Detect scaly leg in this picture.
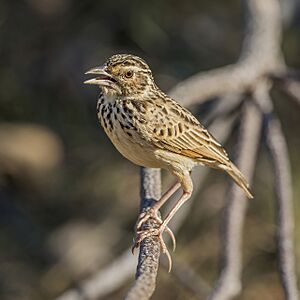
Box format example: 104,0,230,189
134,191,192,271
133,181,181,253
135,181,181,230
134,171,193,271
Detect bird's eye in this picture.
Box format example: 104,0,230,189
125,70,133,78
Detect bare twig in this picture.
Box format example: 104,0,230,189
169,0,284,107
272,70,300,106
208,98,263,300
168,257,211,299
56,251,136,300
266,116,299,300
280,80,300,105
207,0,290,298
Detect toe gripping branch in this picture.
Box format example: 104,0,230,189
132,207,176,272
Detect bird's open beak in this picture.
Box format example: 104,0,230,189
84,66,116,85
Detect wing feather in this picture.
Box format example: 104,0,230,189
142,99,230,165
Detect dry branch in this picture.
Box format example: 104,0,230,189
125,168,162,300
272,70,300,106
266,116,299,300
168,257,211,299
169,0,284,107
208,99,262,300
56,251,136,300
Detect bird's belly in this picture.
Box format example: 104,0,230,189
107,127,161,168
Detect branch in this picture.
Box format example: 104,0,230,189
125,168,161,300
168,257,211,298
208,97,263,300
169,0,284,107
207,0,286,297
272,70,300,106
55,251,136,300
266,116,299,300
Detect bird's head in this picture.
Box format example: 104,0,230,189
84,54,154,97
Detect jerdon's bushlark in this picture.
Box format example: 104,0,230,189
85,54,253,269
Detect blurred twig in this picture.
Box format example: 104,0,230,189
207,0,298,298
272,70,300,106
56,251,136,300
169,0,284,106
266,116,299,300
168,257,211,299
208,98,262,300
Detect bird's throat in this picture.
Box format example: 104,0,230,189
101,87,119,103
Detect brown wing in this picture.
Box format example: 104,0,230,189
130,97,252,198
144,99,230,165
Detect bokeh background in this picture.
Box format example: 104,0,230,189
0,0,299,299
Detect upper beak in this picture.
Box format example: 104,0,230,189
84,66,115,85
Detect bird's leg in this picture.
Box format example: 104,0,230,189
134,190,192,271
158,190,192,237
133,181,181,254
135,181,181,231
134,171,193,271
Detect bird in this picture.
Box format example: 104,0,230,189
84,54,253,270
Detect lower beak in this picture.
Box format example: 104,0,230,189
84,66,115,85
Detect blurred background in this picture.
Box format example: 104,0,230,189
0,0,299,299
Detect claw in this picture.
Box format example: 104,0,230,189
132,226,174,272
164,227,176,252
161,241,173,273
132,209,176,272
131,242,136,255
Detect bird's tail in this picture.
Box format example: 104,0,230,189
220,162,253,199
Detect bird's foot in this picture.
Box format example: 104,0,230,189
134,207,161,231
133,208,176,251
132,220,176,272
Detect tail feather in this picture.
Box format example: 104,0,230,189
220,162,253,199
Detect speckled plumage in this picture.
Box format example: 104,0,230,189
85,54,253,269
